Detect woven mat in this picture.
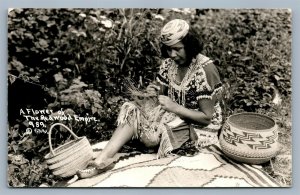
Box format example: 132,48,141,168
67,141,280,187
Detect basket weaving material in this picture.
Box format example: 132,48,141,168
52,151,93,177
47,140,92,169
219,112,278,164
45,123,93,178
45,137,91,164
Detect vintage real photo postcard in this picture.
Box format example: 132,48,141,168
7,8,291,187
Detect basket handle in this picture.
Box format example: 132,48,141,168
48,123,79,156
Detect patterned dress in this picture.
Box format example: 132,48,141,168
117,53,223,158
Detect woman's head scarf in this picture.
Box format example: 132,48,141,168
160,19,190,46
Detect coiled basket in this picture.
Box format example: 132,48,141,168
219,112,279,164
44,123,93,178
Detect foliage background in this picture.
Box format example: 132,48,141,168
7,8,292,187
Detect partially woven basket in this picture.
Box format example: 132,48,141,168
219,112,279,164
44,123,93,178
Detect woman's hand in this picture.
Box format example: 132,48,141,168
158,95,179,113
146,84,160,96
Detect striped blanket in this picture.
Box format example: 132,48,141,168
67,141,280,187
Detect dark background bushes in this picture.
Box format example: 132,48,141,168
7,8,291,187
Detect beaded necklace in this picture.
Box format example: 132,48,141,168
167,54,212,106
168,58,196,106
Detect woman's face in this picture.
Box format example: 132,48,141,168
166,41,187,65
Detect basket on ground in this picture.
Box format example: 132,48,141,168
44,123,93,178
219,112,279,164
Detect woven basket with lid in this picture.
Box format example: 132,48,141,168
44,123,93,178
219,112,279,164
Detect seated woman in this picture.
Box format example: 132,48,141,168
78,19,223,178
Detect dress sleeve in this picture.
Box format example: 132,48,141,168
156,58,172,86
195,62,223,100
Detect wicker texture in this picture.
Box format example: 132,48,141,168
44,123,93,178
219,112,278,164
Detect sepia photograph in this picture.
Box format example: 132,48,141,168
7,8,292,187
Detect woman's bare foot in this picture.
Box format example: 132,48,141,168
88,157,115,169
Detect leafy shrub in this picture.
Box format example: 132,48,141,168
194,9,291,113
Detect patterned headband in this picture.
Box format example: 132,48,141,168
160,19,190,46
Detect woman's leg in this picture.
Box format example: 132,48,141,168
77,123,135,178
93,123,135,165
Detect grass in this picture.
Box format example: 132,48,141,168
262,100,292,186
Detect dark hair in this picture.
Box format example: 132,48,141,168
160,27,203,65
